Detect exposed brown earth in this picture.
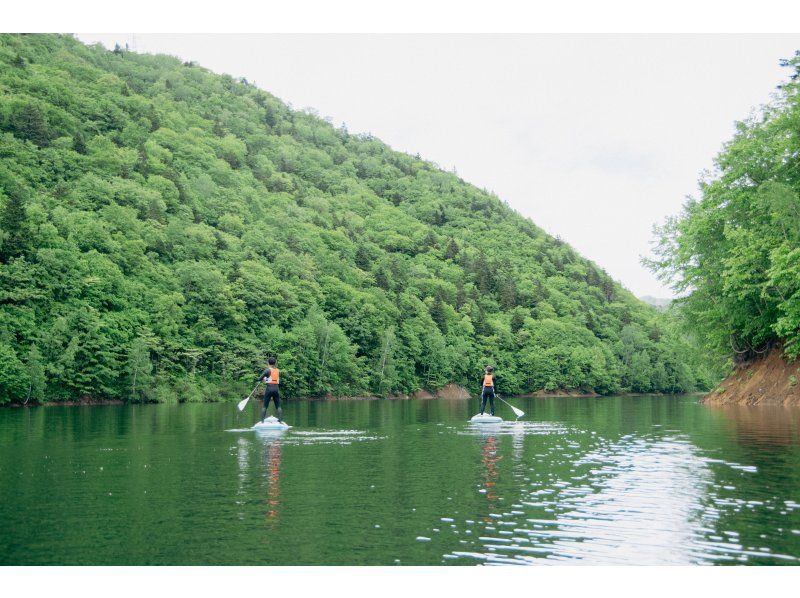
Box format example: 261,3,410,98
702,347,800,406
431,384,471,400
389,384,471,400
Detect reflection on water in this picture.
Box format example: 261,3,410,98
236,432,286,527
481,436,501,515
263,436,282,526
287,429,386,445
439,422,800,565
1,396,800,565
713,406,800,447
461,420,572,437
449,436,713,565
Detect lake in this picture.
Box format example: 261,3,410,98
1,395,799,565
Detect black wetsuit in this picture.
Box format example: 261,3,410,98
259,367,282,422
480,374,496,416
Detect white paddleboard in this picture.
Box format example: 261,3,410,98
253,416,291,431
470,413,503,424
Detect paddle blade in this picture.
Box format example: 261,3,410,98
499,396,524,419
237,396,250,412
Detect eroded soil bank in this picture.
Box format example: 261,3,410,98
703,347,800,406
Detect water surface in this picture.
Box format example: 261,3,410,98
1,396,799,565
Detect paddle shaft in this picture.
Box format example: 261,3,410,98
497,395,524,418
238,382,262,411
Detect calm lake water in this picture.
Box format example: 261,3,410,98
1,395,799,565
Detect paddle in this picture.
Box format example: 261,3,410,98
237,383,261,412
497,395,524,419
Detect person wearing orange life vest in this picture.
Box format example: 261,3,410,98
258,357,282,423
479,366,496,416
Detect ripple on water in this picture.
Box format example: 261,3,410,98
457,421,574,437
282,430,385,445
434,433,799,566
226,428,385,445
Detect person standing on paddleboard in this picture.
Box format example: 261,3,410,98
480,366,496,416
259,357,282,423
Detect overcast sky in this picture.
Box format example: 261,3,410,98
78,34,800,298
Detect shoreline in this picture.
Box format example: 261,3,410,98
4,389,704,408
702,346,799,406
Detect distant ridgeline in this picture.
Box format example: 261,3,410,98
649,50,800,367
639,296,672,311
0,34,713,404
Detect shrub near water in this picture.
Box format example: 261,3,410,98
0,34,710,404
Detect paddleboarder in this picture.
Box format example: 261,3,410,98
480,366,496,416
259,357,282,423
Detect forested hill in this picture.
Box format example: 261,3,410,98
0,34,709,404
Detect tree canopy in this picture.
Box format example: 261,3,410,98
0,34,710,404
649,51,800,362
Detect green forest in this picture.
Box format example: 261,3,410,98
649,51,800,363
0,34,713,405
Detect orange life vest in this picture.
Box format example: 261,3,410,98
483,373,494,387
266,368,280,385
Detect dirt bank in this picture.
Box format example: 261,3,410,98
702,347,800,406
387,384,471,400
432,383,471,400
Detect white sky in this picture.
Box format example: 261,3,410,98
77,34,800,298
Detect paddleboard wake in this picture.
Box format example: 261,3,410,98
470,413,503,424
253,416,291,431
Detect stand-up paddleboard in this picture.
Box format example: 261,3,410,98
470,413,503,424
253,416,291,431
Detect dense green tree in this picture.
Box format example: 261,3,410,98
72,130,87,154
0,184,29,262
25,344,45,403
372,326,398,394
0,34,709,404
0,343,27,404
649,51,800,360
127,336,154,402
7,103,50,147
